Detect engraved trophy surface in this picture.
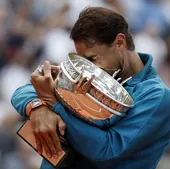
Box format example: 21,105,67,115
55,53,134,125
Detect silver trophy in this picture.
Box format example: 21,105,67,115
58,53,134,117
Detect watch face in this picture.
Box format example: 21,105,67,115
32,99,41,107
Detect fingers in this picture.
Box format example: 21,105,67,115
49,129,62,154
73,77,86,91
35,65,44,75
77,77,86,88
43,61,52,77
38,133,52,158
42,62,60,81
31,63,59,82
51,65,60,80
34,134,42,154
34,130,60,159
51,65,60,71
32,123,62,158
82,75,94,91
42,132,58,158
33,129,51,158
30,107,64,159
74,75,94,94
30,69,42,83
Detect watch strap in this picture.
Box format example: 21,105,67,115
26,98,47,117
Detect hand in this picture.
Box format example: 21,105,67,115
30,105,66,158
73,75,95,94
30,61,59,107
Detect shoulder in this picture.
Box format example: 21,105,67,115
123,78,166,120
128,76,169,116
133,76,165,102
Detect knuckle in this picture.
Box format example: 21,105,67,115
31,120,39,128
33,129,40,134
40,127,49,134
30,73,36,79
44,75,51,80
31,118,38,124
49,128,56,133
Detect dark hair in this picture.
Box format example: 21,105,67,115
70,7,135,51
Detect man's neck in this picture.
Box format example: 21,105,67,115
119,51,144,80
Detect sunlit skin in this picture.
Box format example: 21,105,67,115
75,33,144,81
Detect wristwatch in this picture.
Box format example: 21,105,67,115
26,98,47,117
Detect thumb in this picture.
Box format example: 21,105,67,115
57,116,66,136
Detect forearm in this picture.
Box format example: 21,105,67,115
52,103,115,161
11,83,111,160
51,87,167,162
11,83,38,116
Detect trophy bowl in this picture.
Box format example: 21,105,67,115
55,53,134,125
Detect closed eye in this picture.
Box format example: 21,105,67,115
87,55,97,62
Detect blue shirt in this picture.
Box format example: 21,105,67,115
11,53,170,169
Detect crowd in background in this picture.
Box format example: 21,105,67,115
0,0,170,168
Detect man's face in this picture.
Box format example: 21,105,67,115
74,41,121,75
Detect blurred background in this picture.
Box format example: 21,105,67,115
0,0,170,168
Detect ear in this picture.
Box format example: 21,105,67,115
113,33,127,51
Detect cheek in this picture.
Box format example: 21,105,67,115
96,56,118,70
94,56,109,67
98,55,110,65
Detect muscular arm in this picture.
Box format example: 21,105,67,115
52,85,166,161
11,83,168,161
